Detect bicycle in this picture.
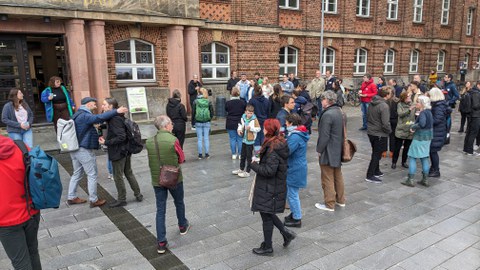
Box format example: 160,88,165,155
345,86,361,107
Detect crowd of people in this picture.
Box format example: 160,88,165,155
1,69,480,268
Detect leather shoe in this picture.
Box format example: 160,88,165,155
401,162,409,169
281,228,296,247
67,197,87,205
428,170,440,178
391,163,396,169
252,242,273,256
284,218,302,228
109,200,127,208
90,199,106,208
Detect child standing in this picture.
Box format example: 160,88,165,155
232,105,261,178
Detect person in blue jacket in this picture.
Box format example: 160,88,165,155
283,113,309,228
40,76,75,132
248,85,270,160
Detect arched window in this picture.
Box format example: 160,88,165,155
114,39,155,81
201,43,230,80
409,50,420,73
437,50,446,72
321,47,335,75
353,48,368,74
279,46,298,76
384,49,395,74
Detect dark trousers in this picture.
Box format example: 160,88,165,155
112,155,141,202
388,122,397,152
0,214,42,270
459,112,468,131
366,135,388,178
240,143,254,172
429,151,440,172
190,97,196,127
172,122,186,148
392,137,412,165
464,117,480,154
259,212,286,248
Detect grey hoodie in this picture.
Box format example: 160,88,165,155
367,95,391,137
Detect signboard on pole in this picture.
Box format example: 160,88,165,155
126,87,149,120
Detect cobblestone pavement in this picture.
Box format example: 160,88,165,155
1,106,480,269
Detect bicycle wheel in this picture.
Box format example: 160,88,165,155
353,93,360,107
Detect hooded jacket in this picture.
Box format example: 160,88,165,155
367,95,391,137
360,78,377,103
238,113,261,144
250,141,289,214
166,98,187,125
0,136,39,227
286,126,310,188
248,95,270,123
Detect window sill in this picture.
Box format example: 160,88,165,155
202,79,229,85
279,7,301,11
386,19,400,23
356,15,372,20
412,21,425,25
117,81,158,87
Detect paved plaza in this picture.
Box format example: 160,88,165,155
1,107,479,270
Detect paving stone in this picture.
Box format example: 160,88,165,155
201,261,234,270
427,217,472,237
435,231,480,255
397,246,452,270
294,263,320,270
309,243,372,270
111,258,155,270
463,221,480,237
47,216,111,237
82,249,145,269
454,207,480,223
39,230,90,249
57,231,124,256
42,247,103,270
394,230,444,253
353,245,411,270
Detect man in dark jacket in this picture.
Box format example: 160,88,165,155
289,73,299,88
226,71,239,92
365,88,392,183
315,90,346,212
166,90,188,148
325,70,336,91
187,74,202,129
388,78,404,97
463,81,480,156
276,95,295,135
67,97,128,208
443,74,459,108
249,86,270,160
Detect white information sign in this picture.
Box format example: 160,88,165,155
126,87,149,120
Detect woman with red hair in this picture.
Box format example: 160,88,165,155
249,119,296,256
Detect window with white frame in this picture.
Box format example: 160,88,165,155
114,39,155,81
387,0,398,20
325,0,337,13
201,43,230,80
441,0,450,25
279,46,298,76
356,0,370,17
279,0,299,9
464,54,470,69
384,49,395,74
437,50,446,72
353,48,368,74
475,54,480,69
413,0,423,23
466,8,473,35
409,50,419,73
321,47,335,75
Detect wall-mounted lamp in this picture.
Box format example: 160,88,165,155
43,16,51,23
0,14,8,21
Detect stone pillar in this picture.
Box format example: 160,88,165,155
40,39,58,82
167,26,186,104
64,19,90,108
183,27,200,111
86,21,110,107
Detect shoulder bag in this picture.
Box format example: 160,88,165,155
154,135,180,189
340,110,357,162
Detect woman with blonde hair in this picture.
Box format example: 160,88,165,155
192,88,214,159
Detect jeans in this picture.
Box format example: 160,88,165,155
408,157,430,175
429,151,440,171
68,147,98,202
287,185,302,219
112,155,141,202
0,213,42,270
227,129,242,156
8,129,33,148
154,182,188,243
464,117,480,154
366,135,388,178
316,98,323,118
360,102,369,129
195,122,210,155
240,143,254,173
107,155,113,175
254,122,265,147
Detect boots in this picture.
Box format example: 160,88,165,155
418,173,430,187
428,169,440,178
401,174,415,187
281,228,297,247
252,242,273,256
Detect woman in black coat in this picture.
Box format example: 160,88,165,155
249,119,296,256
225,87,246,159
428,88,452,178
268,84,283,118
166,89,188,148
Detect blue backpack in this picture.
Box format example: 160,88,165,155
14,141,63,210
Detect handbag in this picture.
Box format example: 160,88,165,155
154,135,180,189
340,110,357,162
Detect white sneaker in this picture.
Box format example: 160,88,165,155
232,169,243,175
335,202,346,207
238,171,250,178
232,155,237,160
315,203,334,212
108,174,113,179
474,145,479,151
191,126,196,131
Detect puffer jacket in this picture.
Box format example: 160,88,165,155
286,126,309,188
250,141,289,214
395,102,415,140
430,100,452,152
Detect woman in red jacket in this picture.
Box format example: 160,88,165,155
0,135,42,270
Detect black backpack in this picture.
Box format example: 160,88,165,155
124,118,144,154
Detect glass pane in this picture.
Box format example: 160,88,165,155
287,66,297,75
327,2,335,12
216,67,229,78
202,53,212,64
215,44,228,53
137,68,154,79
136,52,152,64
0,78,16,88
135,40,152,52
287,47,296,55
288,0,297,8
116,68,133,80
279,66,285,76
287,54,296,64
0,40,16,50
115,52,131,64
202,68,213,78
201,44,212,53
359,66,366,73
0,55,17,64
114,40,130,51
279,54,285,63
0,66,17,76
216,53,229,64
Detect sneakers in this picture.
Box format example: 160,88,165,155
232,155,237,160
232,169,243,175
464,151,473,156
315,203,334,212
90,199,106,208
198,154,203,159
67,197,87,205
365,176,382,184
359,127,367,131
374,172,384,177
191,126,196,131
474,145,479,151
179,223,190,235
238,171,250,178
107,174,113,179
205,154,210,159
109,200,127,208
157,241,169,254
335,202,346,207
